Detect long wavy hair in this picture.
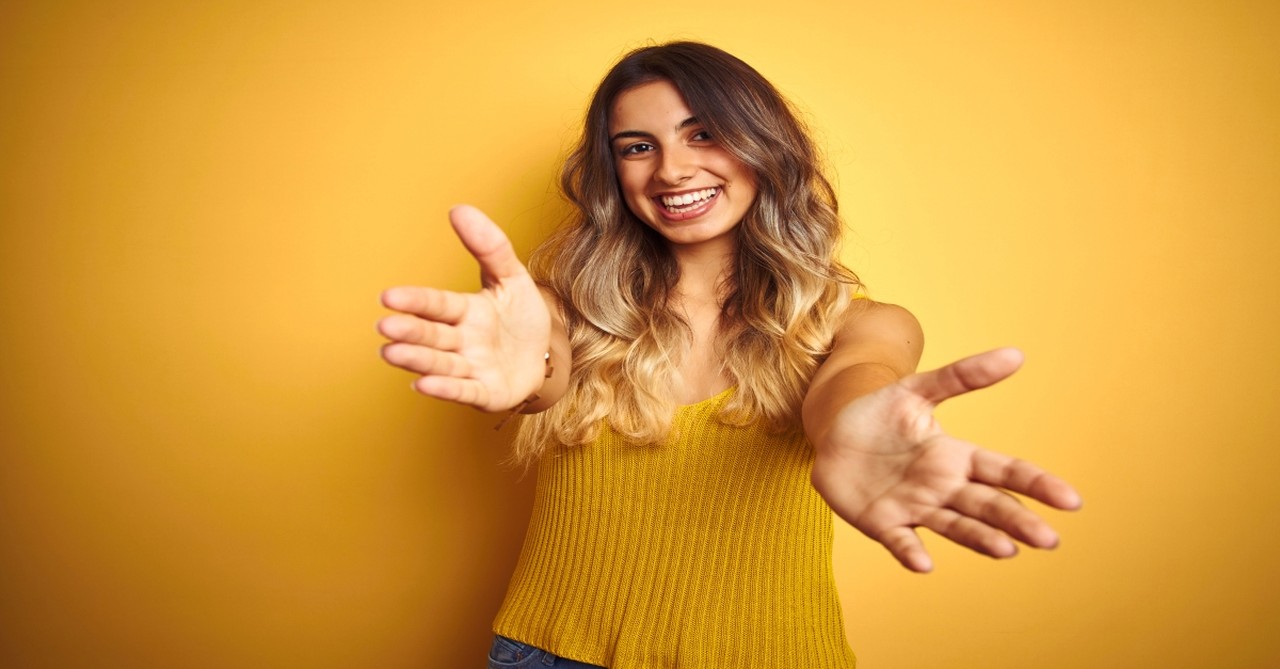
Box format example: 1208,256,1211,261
513,41,861,463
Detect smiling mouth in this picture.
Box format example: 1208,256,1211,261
657,187,719,213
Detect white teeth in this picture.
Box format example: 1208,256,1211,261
660,188,717,209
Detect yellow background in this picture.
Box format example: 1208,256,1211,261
2,1,1277,667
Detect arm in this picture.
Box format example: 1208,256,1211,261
803,302,1081,572
377,205,571,413
802,301,925,446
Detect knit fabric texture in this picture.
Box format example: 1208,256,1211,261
493,388,857,668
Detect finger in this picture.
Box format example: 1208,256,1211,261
877,526,934,573
376,314,462,350
380,343,472,378
449,205,527,284
971,449,1083,511
381,286,469,324
920,507,1018,559
947,484,1058,549
899,347,1024,405
413,375,493,409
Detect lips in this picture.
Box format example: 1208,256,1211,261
653,187,720,221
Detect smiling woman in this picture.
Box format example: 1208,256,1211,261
609,80,758,253
377,41,1081,669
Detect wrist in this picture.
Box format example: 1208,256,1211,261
494,351,553,430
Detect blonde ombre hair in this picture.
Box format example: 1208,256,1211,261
513,42,860,463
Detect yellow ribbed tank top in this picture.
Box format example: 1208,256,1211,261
493,388,857,668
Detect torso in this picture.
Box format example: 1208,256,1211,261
492,392,857,669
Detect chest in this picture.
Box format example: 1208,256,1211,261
673,304,732,405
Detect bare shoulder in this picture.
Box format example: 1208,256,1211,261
835,299,922,342
826,299,925,377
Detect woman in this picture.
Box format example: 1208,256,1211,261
378,42,1080,669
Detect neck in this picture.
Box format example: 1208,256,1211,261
670,237,735,306
667,239,735,403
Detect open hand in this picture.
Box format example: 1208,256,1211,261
377,205,551,412
811,348,1082,572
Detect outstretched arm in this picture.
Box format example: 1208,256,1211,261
377,205,570,413
803,303,1081,572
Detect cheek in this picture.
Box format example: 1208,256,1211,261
733,168,760,203
615,167,650,204
711,153,756,190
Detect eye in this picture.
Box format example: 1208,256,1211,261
618,142,655,157
691,129,714,142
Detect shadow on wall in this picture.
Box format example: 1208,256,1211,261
405,396,539,664
379,135,574,666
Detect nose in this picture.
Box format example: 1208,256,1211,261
654,144,696,185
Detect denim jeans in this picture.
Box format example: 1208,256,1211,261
487,635,608,669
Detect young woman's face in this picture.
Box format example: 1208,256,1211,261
608,79,757,253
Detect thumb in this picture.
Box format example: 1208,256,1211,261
449,204,527,284
899,347,1024,405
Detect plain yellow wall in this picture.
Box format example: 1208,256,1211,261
2,1,1277,667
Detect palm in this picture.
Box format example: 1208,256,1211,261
378,206,551,411
446,278,549,409
812,349,1081,572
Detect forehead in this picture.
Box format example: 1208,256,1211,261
608,80,695,133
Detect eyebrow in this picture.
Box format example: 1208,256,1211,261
609,116,701,143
